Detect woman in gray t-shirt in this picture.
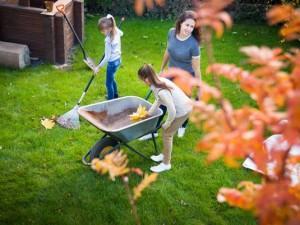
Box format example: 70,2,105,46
139,11,201,141
161,10,201,138
161,10,201,77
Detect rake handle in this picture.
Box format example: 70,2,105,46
77,75,96,105
56,4,64,13
56,4,88,60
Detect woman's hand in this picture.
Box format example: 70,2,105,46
160,49,169,72
192,57,201,80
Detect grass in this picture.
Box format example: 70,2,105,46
0,17,290,225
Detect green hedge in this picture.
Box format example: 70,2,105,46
84,0,295,21
84,0,192,19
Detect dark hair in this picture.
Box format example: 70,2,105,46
138,64,171,91
175,10,201,43
98,15,117,40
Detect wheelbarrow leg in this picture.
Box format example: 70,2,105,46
122,142,152,161
101,133,108,140
152,133,158,154
82,150,92,166
107,143,121,155
82,133,116,166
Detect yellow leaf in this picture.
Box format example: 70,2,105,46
41,118,55,129
129,105,149,122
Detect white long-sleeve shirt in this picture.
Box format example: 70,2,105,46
99,28,123,68
148,77,193,128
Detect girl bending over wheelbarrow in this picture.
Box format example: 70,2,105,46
138,64,193,173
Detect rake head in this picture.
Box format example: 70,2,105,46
56,105,80,129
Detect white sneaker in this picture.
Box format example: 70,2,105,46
150,162,171,173
177,127,186,138
150,153,164,162
138,133,158,141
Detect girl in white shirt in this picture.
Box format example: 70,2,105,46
138,64,193,173
95,14,123,100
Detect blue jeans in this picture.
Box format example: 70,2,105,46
106,58,121,100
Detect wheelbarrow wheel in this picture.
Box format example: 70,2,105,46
89,137,119,160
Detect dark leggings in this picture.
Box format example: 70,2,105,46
156,105,167,128
156,105,188,129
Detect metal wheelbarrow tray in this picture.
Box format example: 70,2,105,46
78,96,163,164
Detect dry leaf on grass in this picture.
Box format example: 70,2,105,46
41,118,56,129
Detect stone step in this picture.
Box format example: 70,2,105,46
0,41,30,69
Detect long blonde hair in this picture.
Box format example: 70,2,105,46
98,14,117,40
138,64,172,92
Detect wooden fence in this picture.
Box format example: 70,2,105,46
0,0,84,64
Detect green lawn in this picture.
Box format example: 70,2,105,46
0,18,288,225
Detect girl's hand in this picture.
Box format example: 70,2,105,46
93,66,100,74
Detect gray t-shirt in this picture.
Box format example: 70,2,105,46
167,28,200,74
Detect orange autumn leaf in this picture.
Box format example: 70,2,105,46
267,4,300,40
256,180,300,225
240,46,285,69
145,0,154,9
288,91,300,127
267,4,294,25
289,184,300,200
289,50,300,88
207,145,225,162
161,67,201,96
134,0,144,16
207,63,250,82
154,0,165,7
161,67,221,101
288,155,300,164
280,19,300,40
133,173,158,200
217,181,261,210
224,156,240,168
200,82,222,102
292,66,300,89
210,20,224,38
91,151,130,181
134,0,165,16
194,0,233,38
217,11,233,29
284,91,300,144
131,167,144,176
192,102,271,169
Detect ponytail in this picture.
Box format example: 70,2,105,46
98,14,117,40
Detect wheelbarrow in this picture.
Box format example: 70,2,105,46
78,96,163,165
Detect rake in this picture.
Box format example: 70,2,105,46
56,6,125,129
